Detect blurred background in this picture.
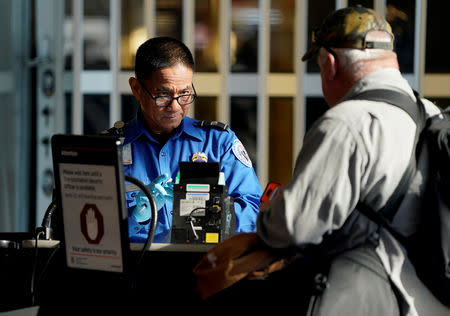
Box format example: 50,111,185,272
1,0,449,234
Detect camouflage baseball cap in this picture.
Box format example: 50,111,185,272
302,6,394,61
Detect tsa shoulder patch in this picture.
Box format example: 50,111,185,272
232,139,252,168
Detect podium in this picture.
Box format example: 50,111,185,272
0,238,212,315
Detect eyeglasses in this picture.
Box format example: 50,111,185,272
139,80,197,107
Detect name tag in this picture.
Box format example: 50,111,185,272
122,143,132,165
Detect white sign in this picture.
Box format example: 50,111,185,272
59,163,124,272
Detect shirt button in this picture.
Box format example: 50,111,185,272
161,152,166,157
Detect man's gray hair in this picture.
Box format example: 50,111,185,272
318,47,397,74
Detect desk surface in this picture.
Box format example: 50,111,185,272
20,239,215,252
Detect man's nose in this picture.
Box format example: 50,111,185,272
166,97,181,109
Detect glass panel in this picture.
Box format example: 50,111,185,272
65,93,72,133
230,96,257,170
195,0,219,72
121,94,140,123
348,0,373,8
270,0,295,73
121,0,146,70
156,0,182,39
194,96,217,121
84,0,110,70
83,94,110,135
386,0,415,73
231,0,259,73
425,2,450,73
306,0,334,73
1,91,17,230
64,0,73,70
0,0,31,231
306,97,329,132
269,98,293,185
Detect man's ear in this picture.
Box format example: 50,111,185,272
323,52,337,81
129,77,141,101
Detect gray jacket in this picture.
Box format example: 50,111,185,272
257,68,449,315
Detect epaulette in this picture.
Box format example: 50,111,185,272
194,120,229,131
100,121,125,138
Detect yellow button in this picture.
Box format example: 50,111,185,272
205,233,219,243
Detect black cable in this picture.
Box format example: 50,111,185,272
41,198,57,229
124,175,157,294
187,208,206,241
35,246,59,290
35,199,57,241
28,193,59,306
189,207,207,217
30,230,44,306
124,175,157,267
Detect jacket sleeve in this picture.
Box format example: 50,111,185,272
257,117,366,248
219,134,262,233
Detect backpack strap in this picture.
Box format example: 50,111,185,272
351,89,426,226
348,89,426,129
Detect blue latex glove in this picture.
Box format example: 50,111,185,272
132,174,173,223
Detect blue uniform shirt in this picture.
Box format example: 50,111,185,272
121,111,262,243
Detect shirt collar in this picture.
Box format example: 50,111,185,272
342,68,414,102
122,115,142,146
122,110,202,145
180,116,203,141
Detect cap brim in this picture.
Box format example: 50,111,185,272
301,45,320,62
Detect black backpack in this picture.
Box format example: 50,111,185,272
352,89,450,307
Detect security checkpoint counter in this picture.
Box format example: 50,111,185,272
0,239,214,315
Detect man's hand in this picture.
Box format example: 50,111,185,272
132,174,173,223
259,187,282,212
